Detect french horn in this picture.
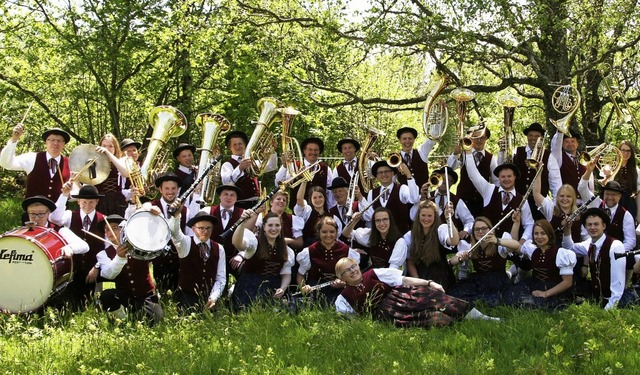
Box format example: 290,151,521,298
550,85,580,136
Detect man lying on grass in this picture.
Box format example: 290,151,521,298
334,257,499,328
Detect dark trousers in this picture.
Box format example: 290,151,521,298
100,289,164,325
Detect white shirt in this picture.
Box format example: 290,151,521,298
334,268,403,314
447,147,499,185
403,223,454,253
221,153,277,185
562,234,626,310
360,181,419,223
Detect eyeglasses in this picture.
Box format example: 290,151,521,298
374,217,390,224
46,138,65,144
27,212,48,218
620,149,633,153
474,226,490,233
340,264,359,277
193,226,213,232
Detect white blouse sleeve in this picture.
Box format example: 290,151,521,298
291,215,304,238
402,231,412,250
352,227,371,245
293,202,311,219
335,294,356,314
373,268,404,286
348,247,361,263
296,248,311,276
388,238,408,269
437,223,453,248
540,198,554,221
556,248,577,276
208,244,227,302
280,247,295,275
519,240,537,259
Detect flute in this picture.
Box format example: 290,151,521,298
167,154,223,216
347,185,391,225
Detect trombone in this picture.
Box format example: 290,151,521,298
600,64,640,143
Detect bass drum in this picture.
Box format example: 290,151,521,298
124,210,171,260
0,226,72,313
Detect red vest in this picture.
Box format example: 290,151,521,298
513,147,551,196
335,161,366,193
531,245,562,285
178,238,222,295
242,245,286,276
482,187,524,238
340,269,392,314
559,152,586,198
26,152,70,201
601,204,627,243
225,157,260,200
105,246,154,299
372,184,410,233
209,204,244,261
457,151,493,217
470,249,507,273
588,236,615,299
70,210,104,273
306,241,350,283
396,149,430,188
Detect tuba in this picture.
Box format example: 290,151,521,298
195,113,231,205
357,127,386,194
550,85,580,136
498,92,522,163
244,97,282,176
140,106,187,186
451,87,476,151
280,107,304,177
423,71,450,141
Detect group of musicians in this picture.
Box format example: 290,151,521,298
2,113,640,327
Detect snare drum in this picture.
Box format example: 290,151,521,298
0,226,72,313
124,211,171,260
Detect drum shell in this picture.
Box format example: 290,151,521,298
0,226,72,313
124,211,171,261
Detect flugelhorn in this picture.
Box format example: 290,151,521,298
195,113,230,205
498,92,522,163
423,71,450,141
140,106,188,186
451,87,476,151
550,85,580,136
245,97,282,176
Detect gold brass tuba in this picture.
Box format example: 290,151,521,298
195,113,231,205
244,97,282,176
280,106,304,177
358,127,386,194
451,87,476,151
498,92,522,163
550,85,580,136
423,71,450,141
140,105,188,186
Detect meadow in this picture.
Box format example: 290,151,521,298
1,197,639,374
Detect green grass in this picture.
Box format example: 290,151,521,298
1,301,639,374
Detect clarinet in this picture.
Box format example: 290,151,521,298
167,155,223,216
555,195,598,232
219,185,282,240
614,248,640,260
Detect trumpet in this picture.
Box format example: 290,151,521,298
451,87,476,151
526,138,545,169
550,84,580,136
429,173,443,188
387,152,402,168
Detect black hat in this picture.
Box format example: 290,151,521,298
581,207,610,227
154,172,182,188
602,181,625,194
41,128,70,143
522,122,546,136
98,214,125,231
172,143,196,159
224,130,249,146
493,163,521,179
328,177,349,190
120,138,142,150
22,195,57,212
433,166,459,184
396,127,418,139
300,137,325,154
186,211,219,228
336,138,361,153
371,160,398,177
71,185,105,199
215,184,241,197
563,132,581,140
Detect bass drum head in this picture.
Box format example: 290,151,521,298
0,236,54,313
125,211,171,259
